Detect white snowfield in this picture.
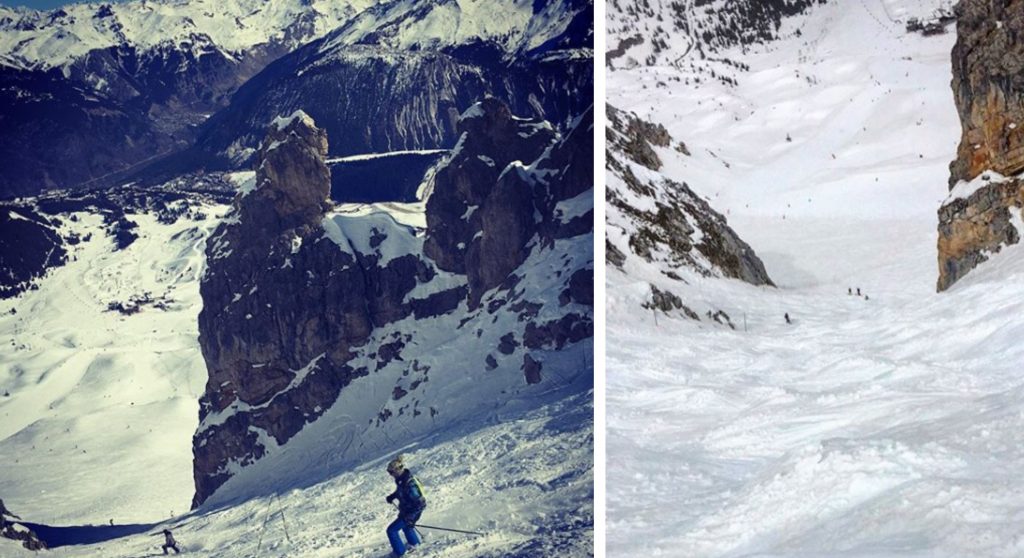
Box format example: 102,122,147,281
0,206,223,525
608,0,1024,557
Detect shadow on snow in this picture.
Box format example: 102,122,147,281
19,521,157,548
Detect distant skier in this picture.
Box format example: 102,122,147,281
161,529,180,554
784,313,791,325
384,455,426,557
848,287,852,295
856,287,861,296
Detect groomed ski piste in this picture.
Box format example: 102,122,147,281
607,1,1024,557
0,191,592,557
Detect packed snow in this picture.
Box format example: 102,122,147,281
321,210,419,266
608,0,1024,556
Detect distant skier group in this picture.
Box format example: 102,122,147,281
848,286,870,300
784,286,873,325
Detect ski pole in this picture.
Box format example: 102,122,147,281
414,524,484,536
389,503,482,536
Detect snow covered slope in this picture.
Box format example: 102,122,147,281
0,185,230,524
4,389,592,558
0,0,584,71
608,0,1024,556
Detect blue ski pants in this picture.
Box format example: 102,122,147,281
387,516,421,555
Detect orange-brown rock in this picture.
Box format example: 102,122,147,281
949,0,1024,185
937,175,1024,291
938,0,1024,291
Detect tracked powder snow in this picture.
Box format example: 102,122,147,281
607,0,1024,556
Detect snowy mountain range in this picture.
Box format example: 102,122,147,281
0,0,372,70
0,0,593,199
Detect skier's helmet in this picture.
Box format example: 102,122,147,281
386,455,405,475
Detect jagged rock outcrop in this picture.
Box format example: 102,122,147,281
193,100,592,507
193,111,433,506
606,105,773,287
0,499,46,551
937,0,1024,291
642,285,699,320
425,99,594,308
424,98,558,305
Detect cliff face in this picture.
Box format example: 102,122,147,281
948,1,1024,186
605,104,771,325
606,105,773,288
193,111,414,506
937,0,1024,291
192,100,592,507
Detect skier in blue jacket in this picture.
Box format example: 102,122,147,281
384,455,426,556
